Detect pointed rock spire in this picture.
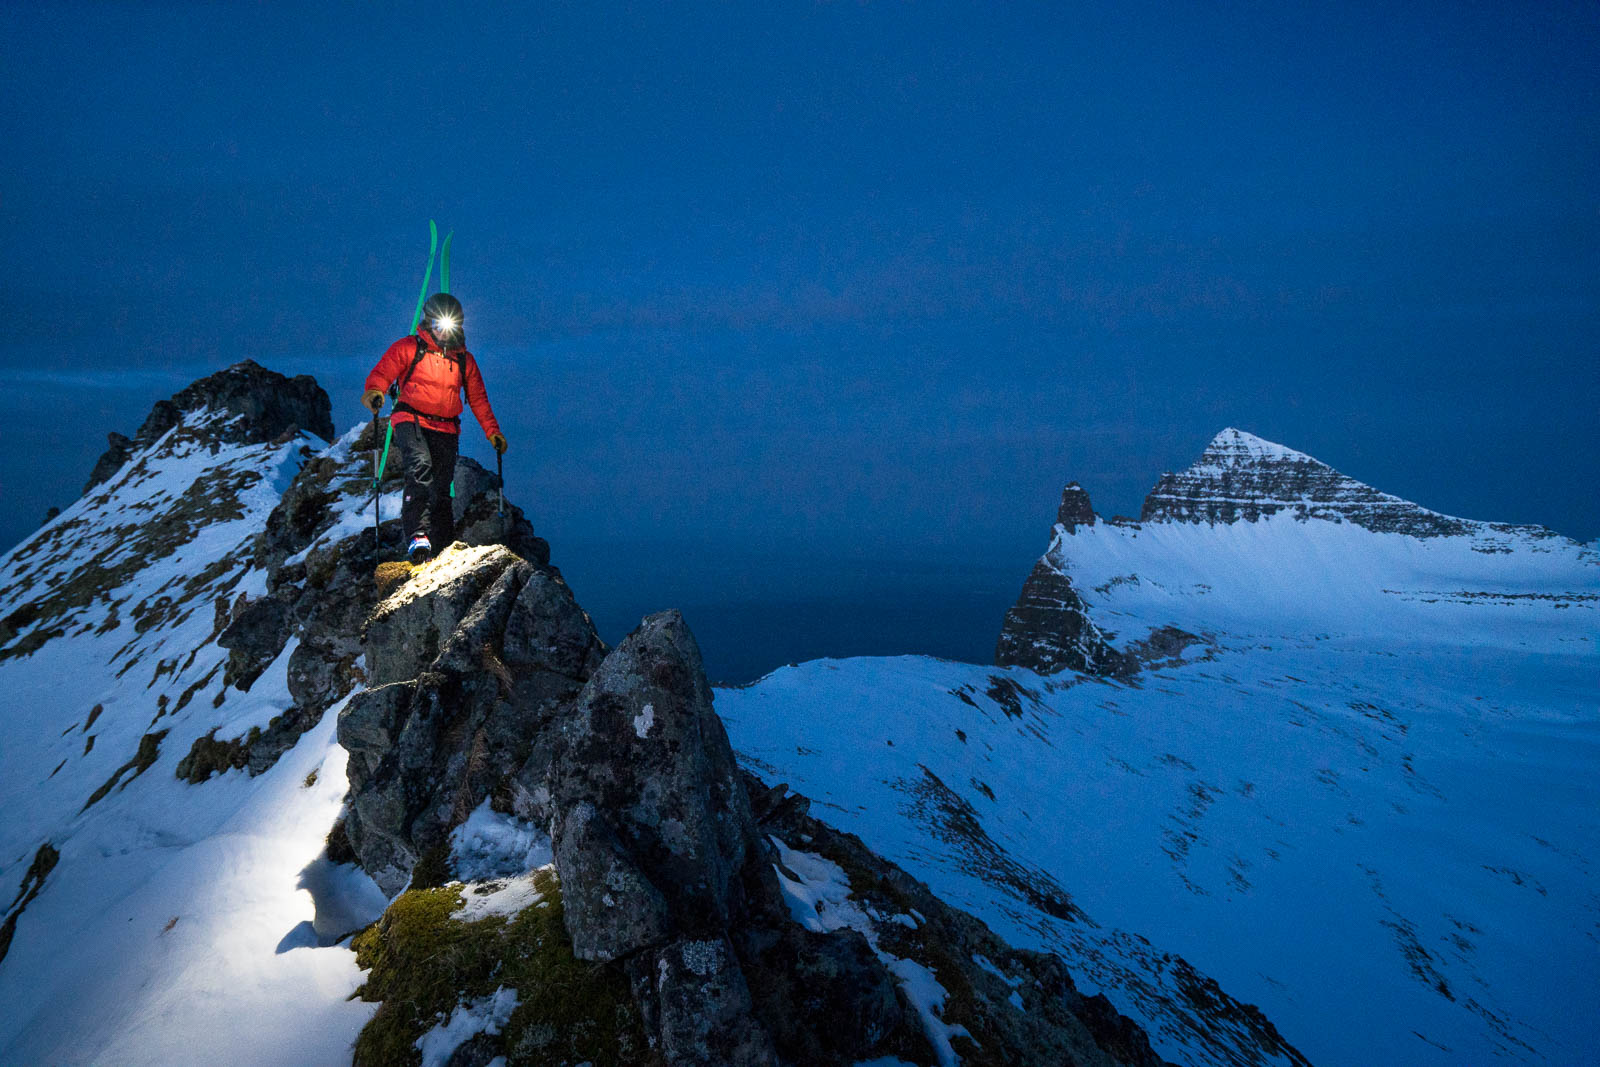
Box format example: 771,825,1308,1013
1056,482,1098,533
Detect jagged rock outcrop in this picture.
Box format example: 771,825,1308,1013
995,557,1131,678
1,362,331,666
1058,480,1098,532
166,359,335,445
83,360,333,494
339,545,606,894
184,413,552,783
82,432,133,494
996,483,1134,678
341,545,1165,1065
546,612,764,959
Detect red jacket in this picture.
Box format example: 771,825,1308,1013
365,327,502,439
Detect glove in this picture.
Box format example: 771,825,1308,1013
489,433,508,454
361,389,384,413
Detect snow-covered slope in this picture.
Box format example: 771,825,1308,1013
0,366,389,1065
722,429,1599,1066
997,427,1596,676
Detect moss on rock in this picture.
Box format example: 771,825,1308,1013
374,561,414,601
351,869,658,1067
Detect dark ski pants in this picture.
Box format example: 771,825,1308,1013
394,419,458,547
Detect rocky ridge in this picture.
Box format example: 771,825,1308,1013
0,362,1183,1065
83,360,333,495
0,362,545,980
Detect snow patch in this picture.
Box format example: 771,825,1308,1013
415,986,519,1067
634,702,656,739
770,836,973,1065
449,800,553,882
889,956,973,1067
451,870,548,923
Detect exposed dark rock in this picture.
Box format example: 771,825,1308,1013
166,359,334,445
995,558,1133,678
217,594,291,692
1140,426,1501,538
84,432,134,494
748,769,1174,1067
134,400,182,448
337,542,1174,1065
1058,481,1098,532
0,843,59,967
338,547,605,895
624,936,778,1066
548,611,768,957
995,481,1130,676
175,705,319,783
544,610,793,1063
80,361,332,501
733,923,905,1065
83,730,168,811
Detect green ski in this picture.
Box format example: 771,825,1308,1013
409,219,439,332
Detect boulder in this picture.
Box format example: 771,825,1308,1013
547,611,768,959
338,547,605,896
217,593,291,692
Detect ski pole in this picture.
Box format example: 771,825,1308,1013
496,449,505,518
377,418,395,554
370,409,381,543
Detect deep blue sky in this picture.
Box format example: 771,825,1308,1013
3,3,1596,676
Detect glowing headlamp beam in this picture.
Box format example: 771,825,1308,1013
433,314,459,335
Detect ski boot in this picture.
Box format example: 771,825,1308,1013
407,533,432,565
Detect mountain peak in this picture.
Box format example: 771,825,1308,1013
1202,427,1317,465
1141,427,1480,537
83,360,333,494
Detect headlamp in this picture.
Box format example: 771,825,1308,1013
433,314,459,336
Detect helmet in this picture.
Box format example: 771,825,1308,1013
421,293,465,348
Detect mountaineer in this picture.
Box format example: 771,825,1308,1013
362,293,508,563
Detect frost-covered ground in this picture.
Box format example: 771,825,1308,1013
721,512,1599,1066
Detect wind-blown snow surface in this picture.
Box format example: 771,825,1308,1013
720,514,1599,1066
0,412,387,1065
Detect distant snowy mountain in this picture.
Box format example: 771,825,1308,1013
721,428,1599,1066
996,427,1595,677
